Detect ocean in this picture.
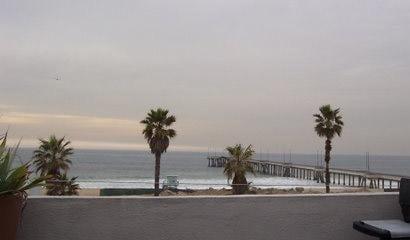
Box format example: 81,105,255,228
17,148,410,190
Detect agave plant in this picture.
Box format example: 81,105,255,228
0,133,47,240
0,133,45,197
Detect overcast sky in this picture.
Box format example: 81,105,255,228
0,0,409,154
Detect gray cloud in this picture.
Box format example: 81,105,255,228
1,0,410,154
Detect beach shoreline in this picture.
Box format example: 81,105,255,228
75,186,382,196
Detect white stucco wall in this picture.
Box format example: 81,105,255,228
18,193,401,240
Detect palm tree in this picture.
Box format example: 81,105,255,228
224,144,255,195
64,176,80,195
33,135,74,177
140,108,176,196
314,105,344,193
32,135,75,196
46,174,80,196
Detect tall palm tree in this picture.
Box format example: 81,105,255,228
224,144,255,195
33,135,74,177
314,105,344,193
140,108,176,196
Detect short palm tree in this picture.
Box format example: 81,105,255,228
140,108,176,196
46,174,80,196
224,144,255,195
64,176,80,195
33,135,74,177
314,105,344,193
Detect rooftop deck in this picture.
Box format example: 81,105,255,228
18,193,400,240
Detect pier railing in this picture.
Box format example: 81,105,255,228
207,156,402,190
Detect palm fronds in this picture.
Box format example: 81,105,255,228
224,144,255,194
46,174,80,196
32,135,74,177
314,105,344,140
140,108,177,154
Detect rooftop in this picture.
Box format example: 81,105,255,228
18,192,399,240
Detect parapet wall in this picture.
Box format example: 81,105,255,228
18,193,401,240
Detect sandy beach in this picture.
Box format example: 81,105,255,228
75,187,382,197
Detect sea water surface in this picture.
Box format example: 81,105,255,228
17,148,410,190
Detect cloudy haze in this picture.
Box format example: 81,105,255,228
1,0,410,154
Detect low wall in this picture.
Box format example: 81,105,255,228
18,193,401,240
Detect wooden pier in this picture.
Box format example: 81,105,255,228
207,156,402,190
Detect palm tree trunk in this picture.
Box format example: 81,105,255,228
154,152,161,196
232,174,248,195
325,139,332,193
